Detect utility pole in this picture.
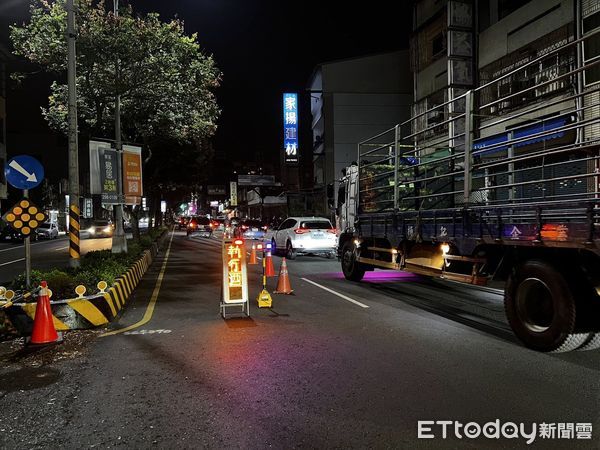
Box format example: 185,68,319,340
67,0,80,267
112,0,127,253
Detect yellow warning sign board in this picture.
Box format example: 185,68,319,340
222,238,248,304
2,199,47,236
221,238,250,318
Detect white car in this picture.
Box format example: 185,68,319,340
36,222,59,239
268,217,337,259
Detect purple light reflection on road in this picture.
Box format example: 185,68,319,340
320,271,421,282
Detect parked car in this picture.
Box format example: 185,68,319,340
36,222,59,239
237,219,268,240
187,216,213,238
267,216,337,259
86,220,114,238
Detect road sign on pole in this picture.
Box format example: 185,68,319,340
2,197,47,288
5,155,44,190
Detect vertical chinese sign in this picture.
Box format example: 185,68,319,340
283,93,299,164
123,144,143,206
100,148,119,204
222,239,248,304
230,181,237,207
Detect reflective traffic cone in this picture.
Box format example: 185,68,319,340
30,281,59,345
274,258,294,294
265,249,276,277
249,244,258,265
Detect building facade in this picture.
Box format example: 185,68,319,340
404,0,600,209
308,51,413,215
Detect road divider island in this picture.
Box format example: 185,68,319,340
1,228,168,334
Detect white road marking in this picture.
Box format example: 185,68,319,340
0,258,25,267
0,239,63,253
123,329,172,335
54,246,69,251
301,278,369,309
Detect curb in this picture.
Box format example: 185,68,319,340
5,233,167,334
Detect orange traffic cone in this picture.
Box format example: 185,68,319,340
265,249,276,277
30,281,59,345
249,244,258,265
274,258,294,294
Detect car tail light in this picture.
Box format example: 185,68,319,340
262,226,268,231
242,225,248,230
327,228,336,234
188,222,196,228
294,228,309,234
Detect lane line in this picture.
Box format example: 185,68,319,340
100,231,175,337
0,258,25,267
54,246,69,251
301,278,369,309
0,239,66,253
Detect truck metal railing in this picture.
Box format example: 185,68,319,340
357,29,600,222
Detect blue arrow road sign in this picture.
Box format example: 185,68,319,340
4,155,44,190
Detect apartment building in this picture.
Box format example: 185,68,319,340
308,51,413,214
408,0,600,207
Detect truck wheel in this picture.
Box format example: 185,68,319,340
505,260,587,352
286,241,296,260
341,242,365,281
577,333,600,351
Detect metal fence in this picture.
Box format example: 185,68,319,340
358,29,600,221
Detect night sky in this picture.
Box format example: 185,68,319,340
0,0,411,184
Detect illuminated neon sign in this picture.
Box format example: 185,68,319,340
283,93,299,164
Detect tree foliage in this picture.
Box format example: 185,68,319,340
10,0,221,145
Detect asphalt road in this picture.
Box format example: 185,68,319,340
0,233,132,286
0,230,599,449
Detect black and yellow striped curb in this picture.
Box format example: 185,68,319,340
6,236,165,334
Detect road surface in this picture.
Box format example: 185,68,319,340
0,230,598,449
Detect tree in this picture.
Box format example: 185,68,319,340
11,0,221,237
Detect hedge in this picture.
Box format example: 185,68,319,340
10,227,167,299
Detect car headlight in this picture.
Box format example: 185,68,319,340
104,226,112,233
87,227,95,234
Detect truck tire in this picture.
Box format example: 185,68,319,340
505,260,587,353
341,242,365,282
577,333,600,351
